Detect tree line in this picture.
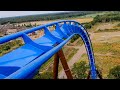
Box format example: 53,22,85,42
83,11,120,29
0,11,99,25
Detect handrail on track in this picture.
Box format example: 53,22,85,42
0,20,97,79
0,20,82,44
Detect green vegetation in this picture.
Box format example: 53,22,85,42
93,12,120,23
76,38,84,46
0,40,23,56
70,34,80,43
83,22,92,29
23,23,38,28
71,60,103,79
67,48,78,61
80,12,109,18
25,23,33,28
62,47,78,62
78,41,120,78
83,11,120,29
94,55,120,78
69,34,87,46
71,11,120,79
33,56,54,79
0,11,98,25
72,61,89,79
108,65,120,79
34,47,78,79
1,11,120,79
57,47,79,72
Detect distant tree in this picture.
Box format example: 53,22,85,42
0,11,98,24
24,24,26,27
84,23,92,29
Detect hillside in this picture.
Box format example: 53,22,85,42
0,11,101,25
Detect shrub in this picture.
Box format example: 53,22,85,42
70,34,79,43
84,23,92,29
107,65,120,79
3,45,11,50
0,40,23,56
71,61,89,79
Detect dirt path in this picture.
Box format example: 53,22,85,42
58,21,120,79
58,45,86,79
58,32,94,79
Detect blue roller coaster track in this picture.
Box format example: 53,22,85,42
0,20,97,79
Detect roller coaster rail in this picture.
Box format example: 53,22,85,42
0,20,102,79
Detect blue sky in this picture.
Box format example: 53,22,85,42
0,11,70,18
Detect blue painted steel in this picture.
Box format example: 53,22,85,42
0,20,97,79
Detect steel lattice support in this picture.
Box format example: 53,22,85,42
53,53,59,79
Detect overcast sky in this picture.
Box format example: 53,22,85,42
0,11,70,18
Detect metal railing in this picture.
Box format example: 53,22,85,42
0,20,98,79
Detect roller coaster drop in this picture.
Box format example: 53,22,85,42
0,20,102,79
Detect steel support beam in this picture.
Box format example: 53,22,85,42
53,49,73,79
